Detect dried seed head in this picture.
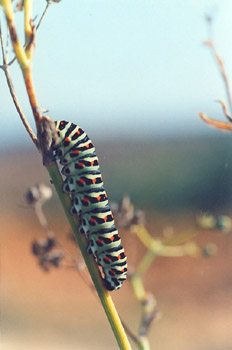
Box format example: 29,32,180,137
31,237,56,256
112,194,146,229
215,216,232,233
25,184,52,205
196,214,216,230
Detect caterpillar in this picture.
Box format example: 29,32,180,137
53,120,127,291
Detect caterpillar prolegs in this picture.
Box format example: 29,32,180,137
53,120,127,291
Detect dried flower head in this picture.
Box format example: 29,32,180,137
25,184,52,206
112,195,146,229
31,237,64,271
32,237,56,256
196,213,216,230
39,250,64,270
215,216,232,233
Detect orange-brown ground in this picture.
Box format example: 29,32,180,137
2,210,232,350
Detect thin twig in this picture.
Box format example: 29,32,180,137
204,14,232,117
0,22,38,148
36,1,51,30
122,321,140,346
34,202,54,237
198,112,232,131
216,99,232,122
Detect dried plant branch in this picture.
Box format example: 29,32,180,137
199,14,232,129
130,273,157,350
34,202,54,237
139,293,159,338
204,39,232,117
0,22,38,148
198,112,232,131
204,13,232,116
1,0,43,126
26,184,97,289
36,1,51,31
216,99,232,122
120,321,140,347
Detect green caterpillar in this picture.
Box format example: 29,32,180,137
53,120,127,291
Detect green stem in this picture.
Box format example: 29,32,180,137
46,163,132,350
136,249,157,278
138,337,151,350
130,274,146,301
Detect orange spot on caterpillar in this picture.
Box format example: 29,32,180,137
65,137,70,142
72,150,80,155
97,239,103,244
82,198,89,203
78,162,84,167
97,196,101,201
92,178,97,184
89,218,95,223
79,179,85,184
104,256,111,262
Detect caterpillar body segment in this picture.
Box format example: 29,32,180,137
86,230,122,255
79,206,115,233
96,245,127,282
54,120,95,165
102,264,128,291
54,120,127,291
97,245,127,267
86,230,121,256
70,189,108,215
60,141,96,166
62,156,99,176
63,172,103,194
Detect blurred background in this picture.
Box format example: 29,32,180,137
1,0,232,349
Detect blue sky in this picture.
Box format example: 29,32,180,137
1,0,232,146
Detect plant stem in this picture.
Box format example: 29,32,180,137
1,0,29,68
24,0,33,45
1,0,42,125
47,163,132,350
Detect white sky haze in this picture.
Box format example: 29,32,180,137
1,0,232,145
